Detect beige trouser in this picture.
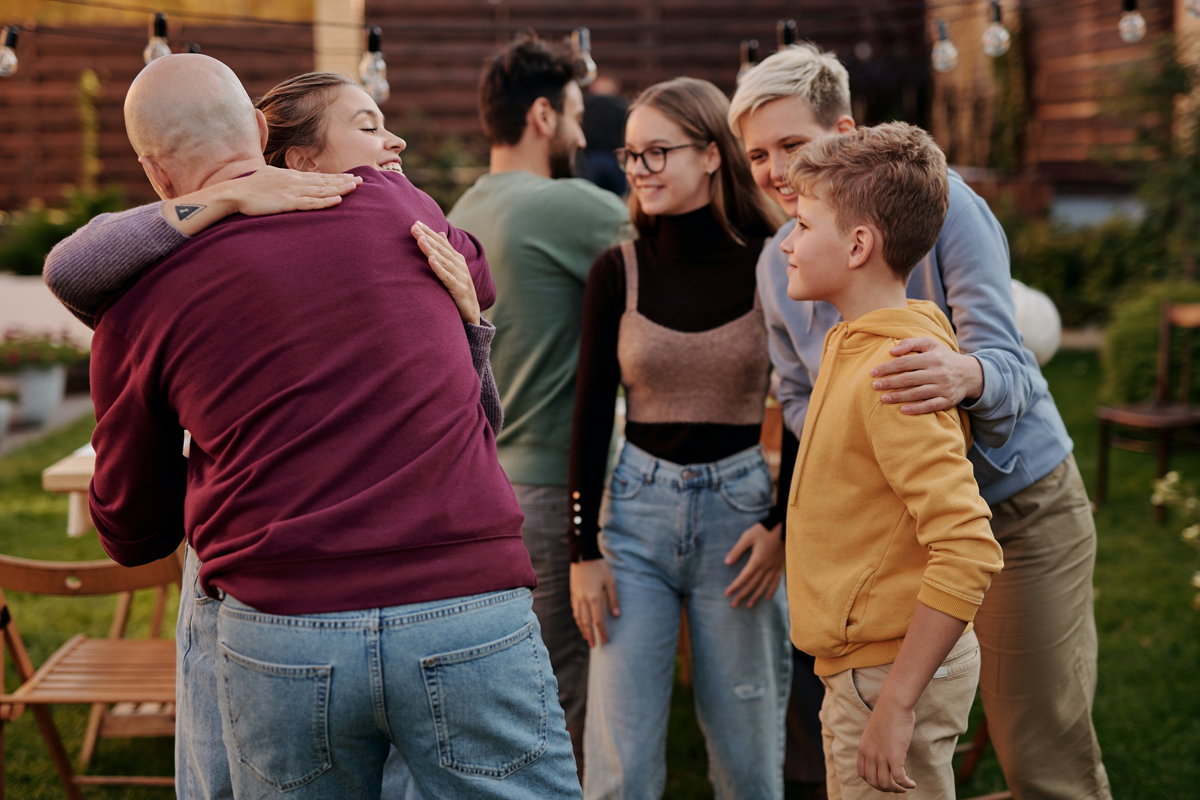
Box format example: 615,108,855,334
820,631,981,800
975,455,1112,799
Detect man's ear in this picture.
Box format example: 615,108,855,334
284,147,319,173
138,155,175,200
527,97,558,139
848,225,874,270
255,108,269,152
834,115,856,135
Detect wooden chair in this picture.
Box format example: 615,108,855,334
0,550,183,799
1097,302,1200,522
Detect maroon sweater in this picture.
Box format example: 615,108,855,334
89,166,534,615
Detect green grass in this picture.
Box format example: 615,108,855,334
2,352,1198,798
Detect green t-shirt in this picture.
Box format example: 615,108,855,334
448,171,631,487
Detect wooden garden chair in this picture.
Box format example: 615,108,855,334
1096,302,1200,522
0,548,183,799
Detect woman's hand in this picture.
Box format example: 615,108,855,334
570,558,621,647
724,522,785,609
411,221,480,325
870,338,984,415
162,167,362,236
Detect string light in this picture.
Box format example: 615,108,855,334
143,12,170,64
571,28,597,88
1118,0,1146,42
932,19,959,72
358,26,389,103
0,27,18,77
737,39,759,82
982,1,1011,57
776,18,797,51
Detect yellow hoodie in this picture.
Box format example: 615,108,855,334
786,300,1003,677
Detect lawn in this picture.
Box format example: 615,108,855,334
2,350,1198,799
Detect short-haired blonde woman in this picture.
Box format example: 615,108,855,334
568,77,790,800
731,45,1111,800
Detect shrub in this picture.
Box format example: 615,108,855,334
0,330,89,373
0,187,127,276
1100,281,1200,406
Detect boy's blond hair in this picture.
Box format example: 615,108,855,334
787,122,948,281
728,43,851,138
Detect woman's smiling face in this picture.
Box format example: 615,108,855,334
304,84,406,175
740,95,844,219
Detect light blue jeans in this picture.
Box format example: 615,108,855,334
213,585,581,800
176,549,528,799
583,443,791,800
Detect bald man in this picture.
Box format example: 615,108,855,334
85,55,582,800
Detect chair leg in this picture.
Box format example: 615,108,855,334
31,705,85,800
1157,431,1171,525
80,703,105,767
1096,420,1110,507
955,713,990,784
1,718,6,800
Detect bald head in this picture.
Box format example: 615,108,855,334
126,55,265,191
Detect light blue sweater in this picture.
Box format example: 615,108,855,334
758,170,1073,505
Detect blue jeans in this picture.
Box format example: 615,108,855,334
176,548,430,800
214,586,581,800
583,443,791,800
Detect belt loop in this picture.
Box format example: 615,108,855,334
647,459,657,485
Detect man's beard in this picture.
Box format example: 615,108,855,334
549,134,576,180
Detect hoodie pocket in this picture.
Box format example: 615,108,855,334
840,567,877,644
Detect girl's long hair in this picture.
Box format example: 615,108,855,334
254,72,356,168
627,78,784,243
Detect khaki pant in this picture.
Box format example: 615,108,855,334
820,632,981,800
975,455,1112,799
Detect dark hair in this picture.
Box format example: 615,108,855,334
478,34,577,147
629,78,782,244
254,72,357,168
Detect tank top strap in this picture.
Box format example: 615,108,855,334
619,240,639,312
752,286,762,310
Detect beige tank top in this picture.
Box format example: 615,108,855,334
616,240,771,426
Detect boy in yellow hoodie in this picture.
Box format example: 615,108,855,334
779,122,1004,799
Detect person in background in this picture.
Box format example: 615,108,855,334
576,75,629,196
730,44,1111,800
447,34,632,779
569,77,790,800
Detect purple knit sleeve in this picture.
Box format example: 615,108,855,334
465,318,504,434
43,202,188,329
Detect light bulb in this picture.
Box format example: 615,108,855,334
572,28,597,88
1119,0,1146,43
144,13,170,65
982,2,1011,57
359,26,390,103
1188,0,1200,19
0,27,18,78
777,19,797,52
737,39,759,83
932,20,958,73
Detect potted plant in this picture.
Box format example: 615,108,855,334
0,376,16,450
0,329,88,427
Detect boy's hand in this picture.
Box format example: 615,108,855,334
857,697,918,793
869,338,983,415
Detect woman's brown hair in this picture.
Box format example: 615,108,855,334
627,78,784,243
254,72,357,168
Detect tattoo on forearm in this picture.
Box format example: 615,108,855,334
175,204,207,221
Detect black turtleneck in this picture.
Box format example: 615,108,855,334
567,205,782,561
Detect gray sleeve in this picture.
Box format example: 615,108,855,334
43,202,189,329
465,318,504,435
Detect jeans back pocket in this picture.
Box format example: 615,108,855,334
219,642,332,791
421,620,549,779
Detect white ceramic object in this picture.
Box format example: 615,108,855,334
1011,279,1062,366
12,364,67,426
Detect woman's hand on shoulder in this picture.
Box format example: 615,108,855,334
161,167,362,236
412,221,480,325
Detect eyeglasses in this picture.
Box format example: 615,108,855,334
614,143,704,174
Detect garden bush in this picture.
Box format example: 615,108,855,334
0,187,127,276
1100,281,1200,406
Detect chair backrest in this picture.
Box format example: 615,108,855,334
0,552,182,596
1158,303,1200,406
